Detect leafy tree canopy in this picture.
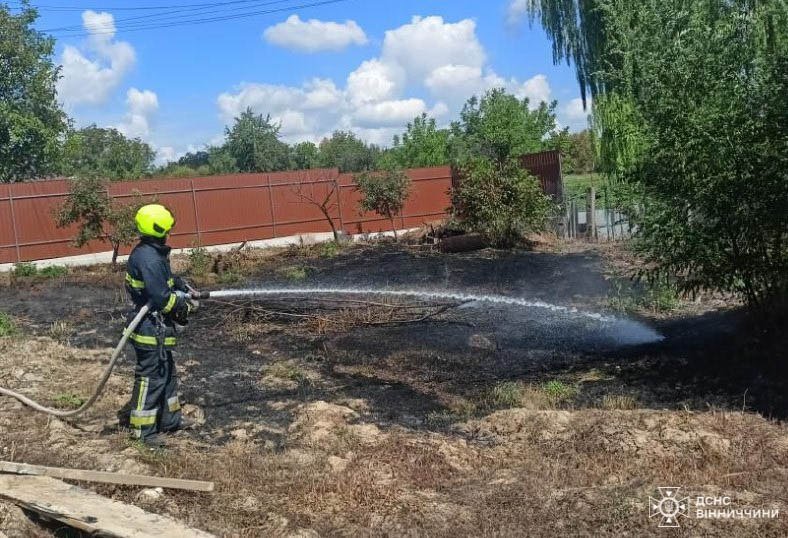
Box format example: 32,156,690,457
60,126,155,181
318,131,381,172
0,2,67,182
451,89,560,164
224,108,290,173
386,113,450,169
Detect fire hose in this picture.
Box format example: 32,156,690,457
0,290,212,418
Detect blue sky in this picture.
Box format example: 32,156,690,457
21,0,589,163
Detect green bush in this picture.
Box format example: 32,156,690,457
12,262,37,277
0,312,16,337
39,265,68,278
318,241,340,259
355,168,411,241
188,245,212,276
453,157,552,247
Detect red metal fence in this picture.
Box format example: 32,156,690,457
0,166,453,264
0,151,563,264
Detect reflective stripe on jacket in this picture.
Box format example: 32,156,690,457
124,237,188,349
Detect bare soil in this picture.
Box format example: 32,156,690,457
1,242,786,537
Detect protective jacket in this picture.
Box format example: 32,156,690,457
124,236,189,349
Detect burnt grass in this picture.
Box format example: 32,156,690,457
1,242,787,536
2,243,785,426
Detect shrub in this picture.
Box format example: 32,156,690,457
12,262,37,277
39,265,68,278
187,245,212,276
453,157,552,247
355,168,411,241
0,312,16,337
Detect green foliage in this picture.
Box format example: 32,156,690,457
0,3,67,183
541,380,578,402
0,312,15,337
559,129,597,174
60,126,155,180
54,392,85,409
318,131,381,172
450,89,560,165
187,245,212,276
224,108,290,172
609,279,681,314
529,0,788,307
386,113,450,168
487,381,524,408
453,158,552,247
38,265,68,278
290,141,320,170
355,168,411,240
278,265,308,281
207,145,238,174
218,271,243,285
12,262,38,277
318,241,341,259
57,177,148,264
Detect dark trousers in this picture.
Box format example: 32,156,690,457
128,346,182,440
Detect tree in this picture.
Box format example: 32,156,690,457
56,176,147,265
355,169,411,241
554,129,596,174
60,126,155,180
290,141,319,170
450,89,560,165
387,113,450,168
207,145,238,174
0,2,68,182
224,108,290,172
318,131,380,172
526,0,788,307
453,158,552,247
292,179,341,241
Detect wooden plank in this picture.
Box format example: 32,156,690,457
0,461,213,492
0,475,215,538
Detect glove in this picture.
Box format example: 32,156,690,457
170,291,192,325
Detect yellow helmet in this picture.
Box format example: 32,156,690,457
135,204,175,238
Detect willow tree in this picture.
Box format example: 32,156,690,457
525,0,788,308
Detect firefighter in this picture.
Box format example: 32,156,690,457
122,204,196,448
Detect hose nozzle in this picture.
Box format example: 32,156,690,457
190,290,211,300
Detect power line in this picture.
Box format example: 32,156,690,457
9,0,274,11
40,0,295,33
42,0,353,36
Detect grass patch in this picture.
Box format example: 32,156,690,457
264,361,308,383
39,265,68,278
484,380,580,410
48,320,73,343
218,271,244,285
54,392,85,409
600,394,639,410
318,241,341,259
609,279,681,314
278,265,308,281
0,312,16,337
12,262,38,277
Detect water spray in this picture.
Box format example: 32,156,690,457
0,287,661,418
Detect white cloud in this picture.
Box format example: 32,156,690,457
118,88,158,139
514,74,552,108
506,0,529,26
216,15,555,146
263,15,367,52
346,59,404,106
156,146,178,165
354,98,427,128
57,10,136,106
381,16,485,84
561,97,592,131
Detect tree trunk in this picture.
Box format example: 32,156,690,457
111,243,120,266
388,213,398,241
320,206,339,242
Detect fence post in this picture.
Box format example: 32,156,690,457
587,187,596,241
189,179,202,245
266,174,277,238
8,187,21,263
333,175,345,235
